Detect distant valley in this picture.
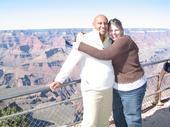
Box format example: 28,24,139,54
0,28,170,87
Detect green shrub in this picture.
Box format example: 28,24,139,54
0,106,29,127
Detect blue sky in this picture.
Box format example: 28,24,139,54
0,0,170,30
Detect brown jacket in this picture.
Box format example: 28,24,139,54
78,35,144,83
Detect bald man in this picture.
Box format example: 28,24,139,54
49,14,115,127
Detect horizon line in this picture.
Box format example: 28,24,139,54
0,27,170,31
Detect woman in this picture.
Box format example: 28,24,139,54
78,18,147,127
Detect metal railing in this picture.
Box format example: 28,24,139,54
0,58,170,127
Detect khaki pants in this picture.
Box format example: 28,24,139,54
81,88,112,127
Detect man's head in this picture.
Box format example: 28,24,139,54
92,14,108,36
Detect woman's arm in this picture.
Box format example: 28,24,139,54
78,36,130,60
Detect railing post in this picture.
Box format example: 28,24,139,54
156,65,167,106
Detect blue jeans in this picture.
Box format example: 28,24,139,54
112,83,147,127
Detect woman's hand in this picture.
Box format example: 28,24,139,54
73,32,85,49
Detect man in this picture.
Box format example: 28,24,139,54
49,14,114,127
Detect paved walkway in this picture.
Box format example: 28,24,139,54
109,100,170,127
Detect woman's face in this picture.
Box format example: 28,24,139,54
109,24,122,41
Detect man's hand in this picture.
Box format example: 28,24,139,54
48,81,62,91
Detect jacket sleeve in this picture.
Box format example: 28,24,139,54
54,48,83,83
78,37,130,60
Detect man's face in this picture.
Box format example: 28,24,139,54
93,16,108,36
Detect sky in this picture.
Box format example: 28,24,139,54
0,0,170,30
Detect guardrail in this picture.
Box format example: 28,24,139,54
0,80,81,101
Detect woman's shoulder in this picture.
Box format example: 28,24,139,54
120,35,131,40
117,35,132,43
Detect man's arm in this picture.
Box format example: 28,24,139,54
78,37,130,60
49,48,83,91
55,49,82,83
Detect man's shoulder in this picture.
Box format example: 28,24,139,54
82,31,97,43
83,31,94,37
